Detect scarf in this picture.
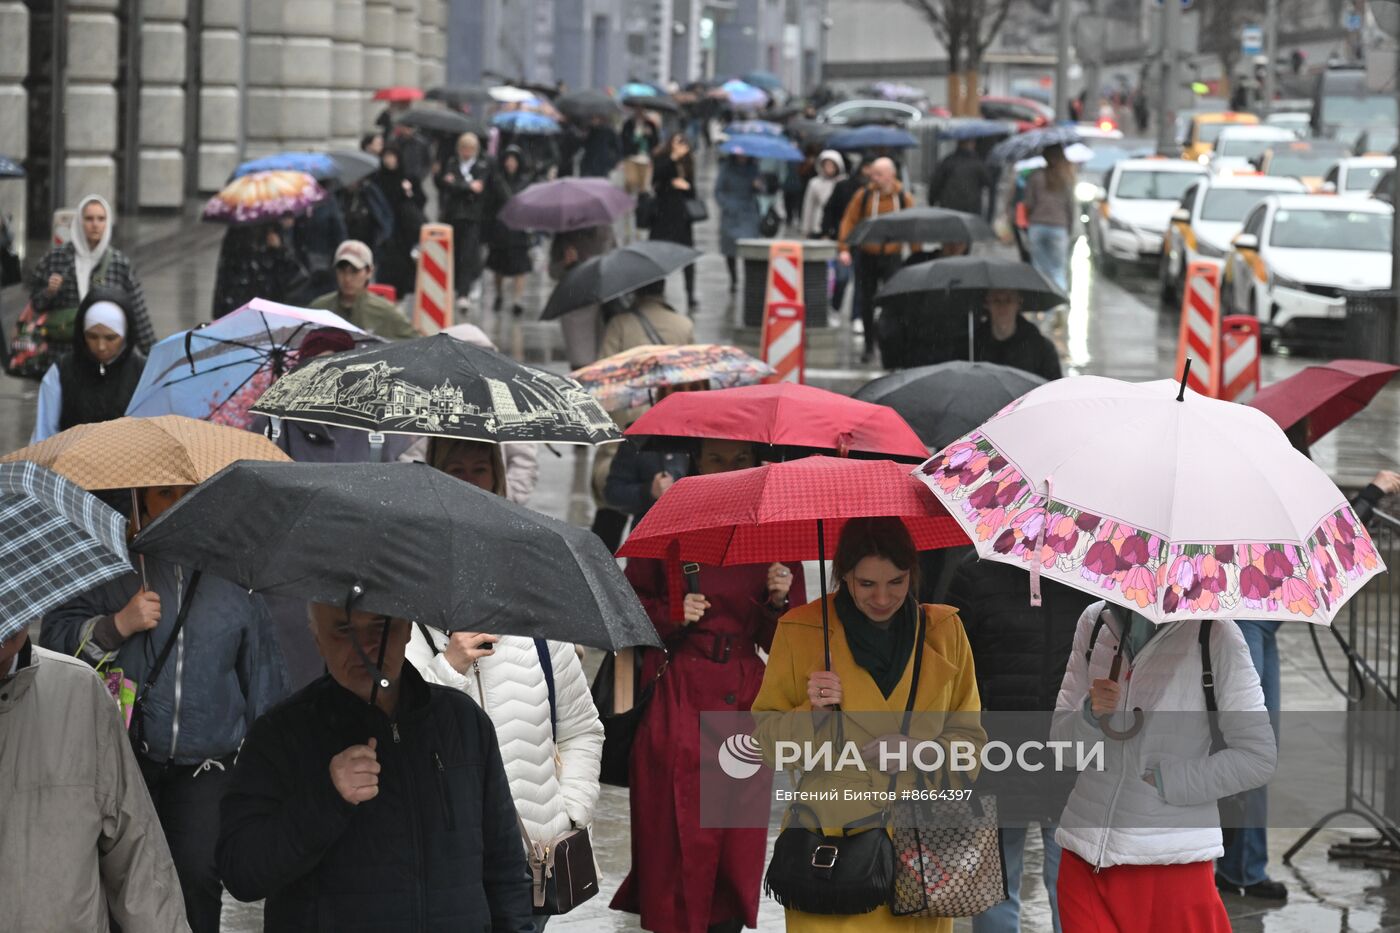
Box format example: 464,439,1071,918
834,588,918,699
71,194,113,300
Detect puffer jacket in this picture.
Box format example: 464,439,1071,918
406,630,604,845
1052,601,1276,868
41,558,289,765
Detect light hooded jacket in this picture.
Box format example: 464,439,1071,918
800,150,845,238
1052,601,1276,869
0,641,189,932
405,630,605,846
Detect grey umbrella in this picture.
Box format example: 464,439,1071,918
557,89,622,122
847,207,995,247
396,108,485,137
852,361,1046,453
542,241,702,320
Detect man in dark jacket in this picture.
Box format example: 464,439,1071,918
579,117,623,178
436,132,494,313
927,139,993,217
821,158,870,314
977,288,1063,381
216,603,534,933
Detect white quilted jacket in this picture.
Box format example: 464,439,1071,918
1052,601,1276,869
405,629,605,845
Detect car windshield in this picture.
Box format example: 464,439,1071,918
1198,121,1251,144
1200,188,1293,222
1267,150,1347,177
1216,137,1289,159
1269,209,1392,251
1322,95,1399,127
1114,170,1200,200
1083,146,1133,174
1345,166,1391,192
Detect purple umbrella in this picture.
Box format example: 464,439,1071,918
498,177,636,233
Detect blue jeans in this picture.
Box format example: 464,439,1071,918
1216,619,1281,887
1027,224,1070,292
972,824,1062,933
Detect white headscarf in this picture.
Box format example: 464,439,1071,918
83,300,128,339
71,194,113,300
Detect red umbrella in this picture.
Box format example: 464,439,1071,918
373,86,424,102
1249,359,1400,446
624,382,928,462
618,457,968,668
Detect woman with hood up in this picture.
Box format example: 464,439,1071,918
649,132,701,311
28,194,156,356
31,286,148,443
801,150,846,239
485,145,535,318
371,140,428,297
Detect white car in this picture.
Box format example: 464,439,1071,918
1324,156,1397,197
1159,174,1306,304
817,99,923,126
1222,194,1394,347
1208,125,1299,175
1262,111,1310,137
1088,158,1207,270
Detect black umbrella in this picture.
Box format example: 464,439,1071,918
847,207,994,247
249,333,623,446
987,125,1082,165
542,241,702,320
396,108,485,137
326,149,379,186
131,461,661,652
425,84,494,108
623,94,680,114
852,361,1046,453
557,89,621,122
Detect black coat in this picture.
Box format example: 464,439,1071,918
649,154,697,246
579,126,622,178
927,149,992,216
437,157,495,224
978,315,1063,381
55,287,147,431
216,664,534,933
820,173,866,240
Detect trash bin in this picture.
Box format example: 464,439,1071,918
1343,290,1399,364
736,239,837,329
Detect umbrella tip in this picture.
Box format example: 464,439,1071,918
1177,358,1192,402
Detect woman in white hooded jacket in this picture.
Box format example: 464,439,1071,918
800,150,845,239
1051,600,1276,932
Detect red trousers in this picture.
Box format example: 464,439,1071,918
1057,850,1232,933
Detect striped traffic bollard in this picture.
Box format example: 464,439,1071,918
1175,260,1223,397
760,241,806,384
413,223,455,335
1219,315,1262,404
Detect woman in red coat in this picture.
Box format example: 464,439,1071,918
611,439,807,933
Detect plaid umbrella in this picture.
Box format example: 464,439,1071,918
0,462,131,643
571,344,774,411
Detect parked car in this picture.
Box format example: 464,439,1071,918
1087,157,1207,272
1258,139,1353,191
1325,155,1396,197
817,99,923,126
1262,111,1311,137
979,96,1054,131
1182,111,1259,162
1208,125,1300,175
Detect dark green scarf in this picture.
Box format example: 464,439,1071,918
834,588,918,699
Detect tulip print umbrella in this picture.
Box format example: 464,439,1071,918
915,371,1384,627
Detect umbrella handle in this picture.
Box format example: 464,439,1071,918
1099,708,1145,740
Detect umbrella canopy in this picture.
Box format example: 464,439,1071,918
624,382,929,461
572,344,773,411
498,177,635,232
1249,360,1400,447
942,120,1016,141
988,125,1083,165
720,79,768,109
489,85,538,104
1,415,290,490
556,89,621,121
491,111,562,135
876,256,1066,312
230,151,375,187
541,241,702,320
201,170,327,225
125,298,370,429
425,84,494,108
0,462,131,643
786,118,839,145
847,207,995,247
325,149,380,186
131,461,660,650
620,82,659,99
742,71,785,92
853,361,1046,453
723,120,785,137
374,86,424,102
622,94,679,113
250,333,622,446
396,108,484,137
0,155,26,178
826,125,920,151
718,133,803,162
916,374,1384,625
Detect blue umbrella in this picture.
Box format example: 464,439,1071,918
231,151,337,181
720,79,769,109
492,111,562,135
621,82,659,99
724,120,784,137
0,155,24,178
987,125,1083,165
743,71,785,92
826,125,920,150
942,120,1015,141
719,133,803,162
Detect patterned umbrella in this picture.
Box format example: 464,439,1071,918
0,462,130,643
987,125,1083,165
498,177,635,232
492,111,562,135
201,170,328,225
570,344,774,411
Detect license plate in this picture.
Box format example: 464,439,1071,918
1328,304,1347,319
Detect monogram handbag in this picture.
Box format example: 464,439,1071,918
889,792,1007,917
524,821,599,915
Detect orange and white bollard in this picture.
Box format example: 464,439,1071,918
1175,260,1223,397
759,241,806,384
413,223,454,335
1219,315,1262,404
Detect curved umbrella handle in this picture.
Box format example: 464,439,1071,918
1098,707,1145,740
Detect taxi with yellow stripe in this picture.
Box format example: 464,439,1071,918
1182,111,1259,163
1087,157,1206,272
1222,194,1394,348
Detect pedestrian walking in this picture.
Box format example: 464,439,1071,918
308,239,417,339
370,141,427,298
43,485,289,933
838,157,914,363
976,288,1062,380
0,627,191,932
486,145,535,318
1023,145,1076,292
715,154,764,294
31,287,148,443
751,516,983,933
338,171,394,257
292,195,349,299
649,133,702,310
1052,603,1275,932
216,602,535,932
210,221,309,319
621,107,661,196
579,117,623,179
549,224,617,368
28,193,156,355
610,438,805,933
800,150,845,239
437,132,494,314
822,158,870,313
928,139,993,217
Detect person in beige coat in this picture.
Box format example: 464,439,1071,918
0,628,189,932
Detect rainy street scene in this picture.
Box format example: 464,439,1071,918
5,1,1400,931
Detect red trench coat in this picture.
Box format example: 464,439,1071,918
611,557,807,933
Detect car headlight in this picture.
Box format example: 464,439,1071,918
1271,270,1305,292
1106,214,1134,233
1075,181,1102,202
1195,238,1227,259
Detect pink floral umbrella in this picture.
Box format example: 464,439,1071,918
914,373,1383,627
202,170,327,225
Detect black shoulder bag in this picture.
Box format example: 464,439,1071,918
1199,620,1249,846
129,571,203,760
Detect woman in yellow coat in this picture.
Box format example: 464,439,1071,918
752,517,985,933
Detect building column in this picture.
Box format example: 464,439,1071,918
198,0,242,191
66,0,121,205
246,0,334,156
392,0,420,88
332,0,366,147
363,0,395,126
0,1,28,247
139,0,187,207
418,0,447,90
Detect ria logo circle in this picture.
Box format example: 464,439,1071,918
717,733,764,780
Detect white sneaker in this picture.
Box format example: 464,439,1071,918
852,318,864,336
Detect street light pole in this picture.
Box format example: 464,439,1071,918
1262,0,1278,114
1156,0,1181,155
1055,0,1073,121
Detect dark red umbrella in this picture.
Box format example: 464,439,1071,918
618,457,968,667
373,86,424,102
624,383,929,462
1249,359,1400,446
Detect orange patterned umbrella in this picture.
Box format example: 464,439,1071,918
202,170,327,225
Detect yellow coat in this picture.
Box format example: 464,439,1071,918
752,595,985,933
